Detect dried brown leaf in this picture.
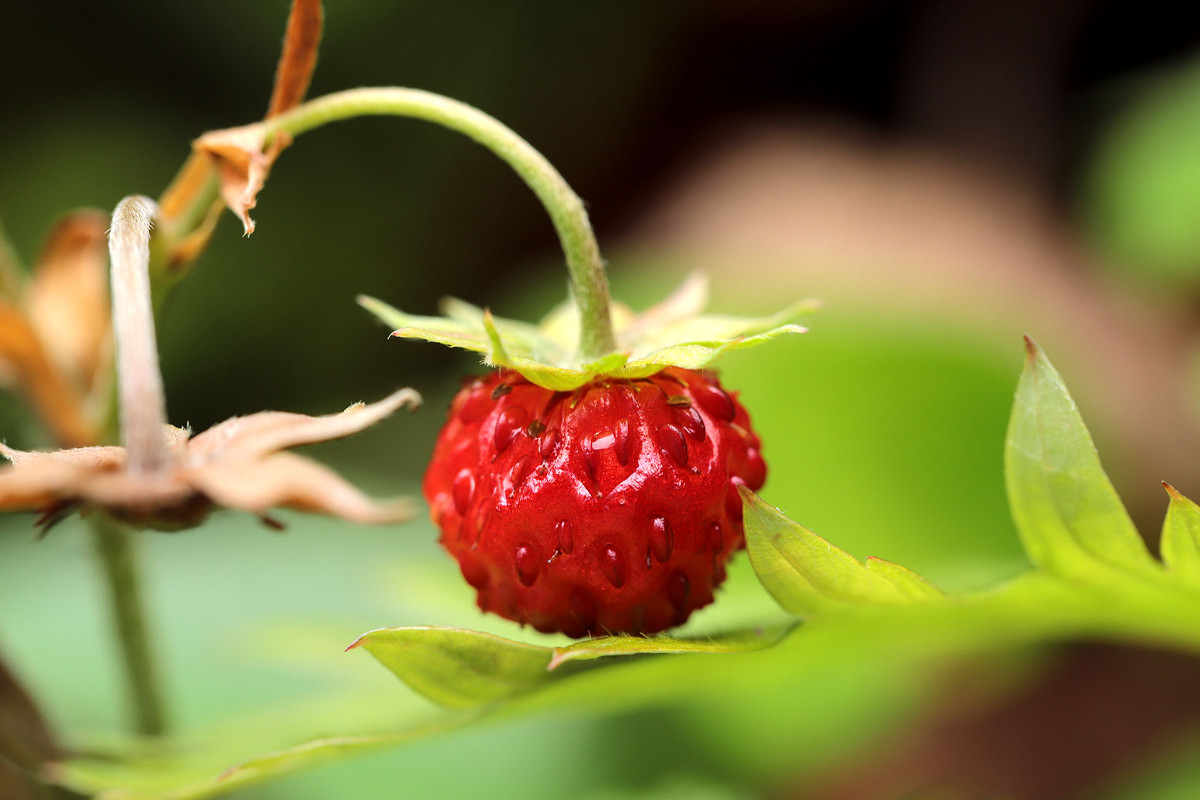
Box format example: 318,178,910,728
0,390,418,531
188,388,420,461
187,452,413,525
0,301,94,447
193,123,273,236
267,0,324,118
190,0,325,236
25,210,111,390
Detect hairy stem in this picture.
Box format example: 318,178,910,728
91,517,166,736
263,87,617,360
101,196,171,736
108,196,169,474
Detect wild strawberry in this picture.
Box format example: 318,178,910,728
423,366,766,637
363,272,811,638
355,81,814,640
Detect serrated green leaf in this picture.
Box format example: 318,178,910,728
1004,337,1157,577
349,627,553,708
547,623,797,670
741,489,924,616
864,557,944,600
1162,483,1200,580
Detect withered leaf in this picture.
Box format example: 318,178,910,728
0,389,420,532
25,210,111,391
192,0,325,235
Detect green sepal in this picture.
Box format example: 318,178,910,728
741,487,943,617
1161,483,1200,581
1004,337,1158,578
359,273,816,389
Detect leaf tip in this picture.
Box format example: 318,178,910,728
1164,481,1183,500
1023,334,1040,363
546,649,570,671
344,632,370,652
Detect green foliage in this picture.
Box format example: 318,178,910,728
48,336,1200,798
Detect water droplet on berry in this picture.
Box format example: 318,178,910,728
456,381,493,424
493,406,527,453
515,544,540,586
539,428,559,460
708,521,724,552
505,455,532,496
744,449,767,490
677,407,707,442
726,476,747,520
452,469,475,515
470,503,493,547
667,569,691,622
613,418,632,465
649,516,674,563
695,382,736,422
601,545,626,588
656,424,688,467
555,520,574,554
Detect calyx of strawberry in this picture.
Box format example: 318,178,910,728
359,273,815,391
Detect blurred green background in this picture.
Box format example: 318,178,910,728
5,1,1200,798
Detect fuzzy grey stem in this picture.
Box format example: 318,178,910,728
108,196,169,473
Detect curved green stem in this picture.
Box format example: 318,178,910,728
263,87,617,360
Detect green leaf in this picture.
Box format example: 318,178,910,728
1004,337,1157,577
741,488,937,616
349,627,554,709
1162,483,1200,580
547,623,798,670
864,557,944,600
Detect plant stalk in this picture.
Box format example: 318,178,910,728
108,196,169,474
262,87,618,360
94,195,171,736
91,518,166,736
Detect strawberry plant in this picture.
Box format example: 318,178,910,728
5,3,1200,799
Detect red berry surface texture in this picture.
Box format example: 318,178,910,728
424,366,767,638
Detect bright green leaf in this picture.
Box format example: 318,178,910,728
1162,483,1200,580
741,489,922,616
547,623,797,670
349,627,553,708
1004,337,1157,577
864,557,944,600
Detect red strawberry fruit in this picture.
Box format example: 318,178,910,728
356,100,811,637
423,366,766,637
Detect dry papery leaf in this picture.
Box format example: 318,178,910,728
24,210,111,390
0,389,420,532
182,0,323,236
